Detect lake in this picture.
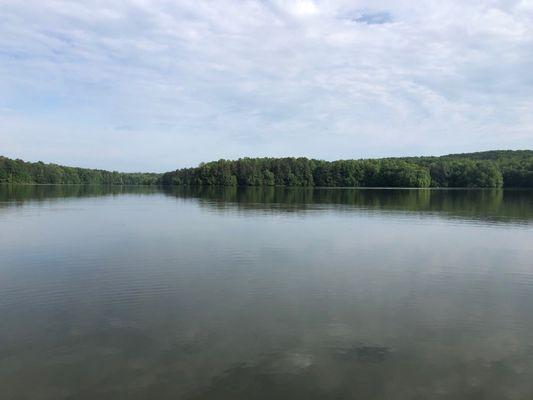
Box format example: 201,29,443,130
1,185,533,400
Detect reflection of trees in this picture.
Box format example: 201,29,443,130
1,184,531,224
0,184,160,207
164,186,533,223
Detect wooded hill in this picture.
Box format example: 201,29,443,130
160,150,533,188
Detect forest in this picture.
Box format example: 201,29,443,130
160,150,533,188
0,156,160,185
2,150,532,187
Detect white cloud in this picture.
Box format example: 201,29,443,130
286,0,320,17
0,0,532,171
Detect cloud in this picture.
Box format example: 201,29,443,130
287,0,320,17
352,11,393,25
0,0,532,171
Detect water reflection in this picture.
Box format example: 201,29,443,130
0,184,160,204
1,184,533,399
164,186,533,224
1,184,532,224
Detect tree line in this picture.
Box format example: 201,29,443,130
2,150,532,187
0,156,160,185
161,151,533,188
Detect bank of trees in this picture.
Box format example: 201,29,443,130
2,150,532,188
0,157,160,185
161,158,432,187
161,151,533,188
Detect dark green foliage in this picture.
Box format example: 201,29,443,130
161,150,533,188
424,160,503,187
0,157,161,185
3,150,532,187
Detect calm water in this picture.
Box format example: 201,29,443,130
1,185,533,400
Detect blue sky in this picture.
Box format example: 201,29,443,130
1,0,532,172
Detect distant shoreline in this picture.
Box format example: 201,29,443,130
2,150,533,188
2,183,533,191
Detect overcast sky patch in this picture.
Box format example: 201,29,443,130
0,0,532,171
353,11,393,25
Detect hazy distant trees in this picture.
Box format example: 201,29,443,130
0,157,160,185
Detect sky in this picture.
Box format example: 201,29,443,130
1,0,533,172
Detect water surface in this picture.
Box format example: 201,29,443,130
1,185,533,399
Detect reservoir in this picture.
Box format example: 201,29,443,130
1,185,533,399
